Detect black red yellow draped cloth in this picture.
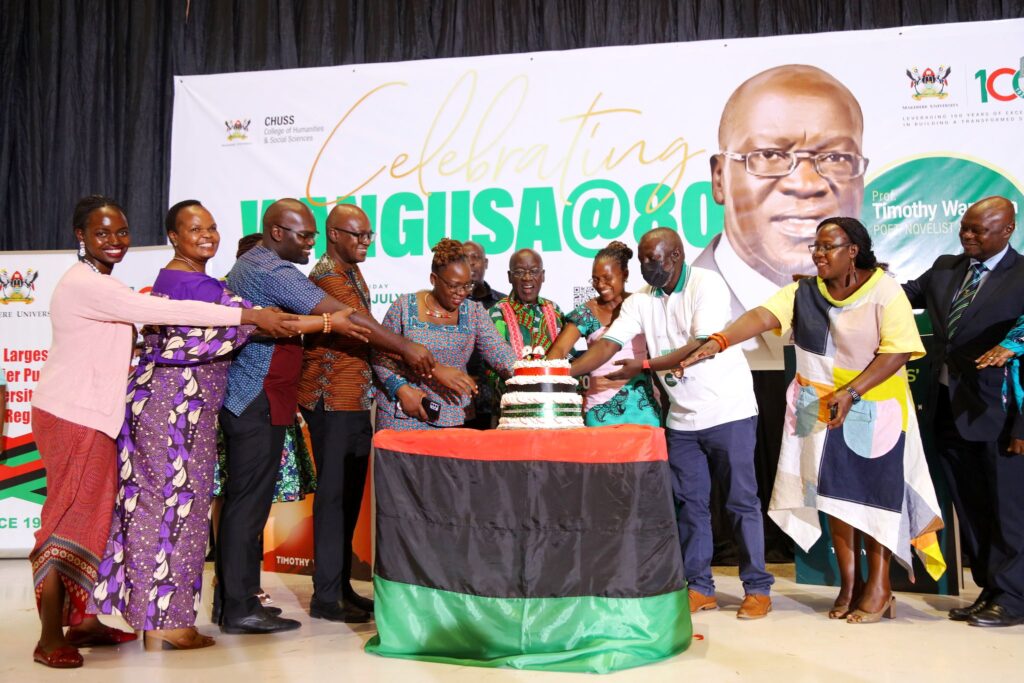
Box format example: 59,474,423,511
366,425,691,673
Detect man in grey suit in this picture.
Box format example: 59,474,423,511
694,64,868,371
903,196,1024,628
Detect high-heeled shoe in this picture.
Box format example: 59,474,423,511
828,602,851,619
846,596,895,624
143,628,216,651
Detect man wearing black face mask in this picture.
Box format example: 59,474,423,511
570,228,773,619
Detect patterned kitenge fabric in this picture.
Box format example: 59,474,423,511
565,301,660,427
486,295,564,408
762,269,946,580
92,270,255,630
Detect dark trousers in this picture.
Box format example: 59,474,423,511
936,390,1024,614
301,403,372,603
666,416,774,596
216,392,286,621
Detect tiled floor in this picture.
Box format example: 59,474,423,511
1,560,1019,682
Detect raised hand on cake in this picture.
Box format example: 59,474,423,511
396,384,430,421
431,365,477,398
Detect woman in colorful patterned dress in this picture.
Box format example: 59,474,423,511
373,239,516,430
680,217,945,624
92,201,364,652
29,196,299,669
547,241,660,426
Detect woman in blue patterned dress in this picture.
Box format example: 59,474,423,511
547,242,660,426
373,239,516,430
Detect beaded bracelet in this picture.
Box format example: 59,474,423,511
322,313,332,334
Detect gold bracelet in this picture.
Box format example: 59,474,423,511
322,313,331,334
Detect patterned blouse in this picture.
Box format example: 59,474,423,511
372,293,517,430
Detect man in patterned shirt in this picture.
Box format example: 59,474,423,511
217,198,436,635
487,249,564,412
297,204,377,623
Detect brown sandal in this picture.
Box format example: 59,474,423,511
143,628,216,651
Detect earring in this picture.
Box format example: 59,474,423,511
845,260,858,287
78,241,86,259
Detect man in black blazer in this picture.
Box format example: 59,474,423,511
903,195,1024,627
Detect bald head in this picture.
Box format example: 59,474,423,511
262,198,310,233
638,228,685,290
262,198,316,264
639,227,683,254
508,249,544,304
326,203,372,265
960,195,1017,261
718,65,863,149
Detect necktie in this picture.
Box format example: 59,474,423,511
947,262,986,338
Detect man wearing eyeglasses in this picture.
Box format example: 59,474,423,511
486,249,564,409
695,64,867,372
216,199,437,634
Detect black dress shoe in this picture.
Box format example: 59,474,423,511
967,604,1024,628
309,598,372,623
221,611,302,634
343,590,375,614
949,594,992,621
212,600,281,624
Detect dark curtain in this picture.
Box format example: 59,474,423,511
2,0,1022,250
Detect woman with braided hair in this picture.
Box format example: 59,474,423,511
547,241,660,426
372,238,516,430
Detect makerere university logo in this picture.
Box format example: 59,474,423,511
906,66,952,100
0,269,39,304
224,118,251,142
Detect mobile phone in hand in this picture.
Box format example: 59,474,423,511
421,396,441,422
829,403,838,421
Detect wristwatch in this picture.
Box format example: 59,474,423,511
845,386,862,404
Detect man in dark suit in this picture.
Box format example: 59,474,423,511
903,195,1024,627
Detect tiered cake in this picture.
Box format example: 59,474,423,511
497,347,583,430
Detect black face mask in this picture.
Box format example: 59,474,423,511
641,260,673,288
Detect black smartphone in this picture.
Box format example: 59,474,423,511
421,396,441,422
829,403,838,420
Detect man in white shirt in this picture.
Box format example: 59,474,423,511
570,228,774,619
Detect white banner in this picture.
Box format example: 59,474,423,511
170,18,1024,370
0,247,172,556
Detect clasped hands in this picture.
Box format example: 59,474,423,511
396,366,478,422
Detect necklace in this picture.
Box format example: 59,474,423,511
81,258,103,275
423,292,457,319
172,255,203,272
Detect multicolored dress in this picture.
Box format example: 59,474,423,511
373,294,516,431
564,301,660,427
93,270,255,630
761,269,946,580
213,419,316,502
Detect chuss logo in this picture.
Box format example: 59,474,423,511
224,119,251,142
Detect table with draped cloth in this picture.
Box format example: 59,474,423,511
365,425,691,674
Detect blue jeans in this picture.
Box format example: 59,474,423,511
666,416,774,596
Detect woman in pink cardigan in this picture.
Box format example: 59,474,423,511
28,196,301,669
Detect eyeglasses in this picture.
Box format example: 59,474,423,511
807,242,851,255
273,224,319,243
590,276,617,287
332,227,375,244
510,268,543,280
721,149,868,182
435,274,474,294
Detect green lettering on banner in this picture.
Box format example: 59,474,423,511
562,179,630,257
679,181,722,248
516,187,561,252
381,192,425,257
427,191,471,247
472,188,515,253
633,183,678,239
240,199,279,236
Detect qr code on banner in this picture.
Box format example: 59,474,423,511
573,286,597,308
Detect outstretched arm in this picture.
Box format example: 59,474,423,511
680,307,780,368
570,338,622,377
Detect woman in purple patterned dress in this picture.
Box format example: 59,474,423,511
92,201,363,650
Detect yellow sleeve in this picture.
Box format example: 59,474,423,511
878,290,926,360
759,282,798,336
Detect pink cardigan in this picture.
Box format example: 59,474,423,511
33,263,244,438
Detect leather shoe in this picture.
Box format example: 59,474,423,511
967,604,1024,628
688,589,718,613
33,644,83,669
220,610,301,634
737,594,772,620
949,593,992,621
212,600,280,624
343,590,375,614
310,598,372,623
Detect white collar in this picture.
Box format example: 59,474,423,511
713,232,781,311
